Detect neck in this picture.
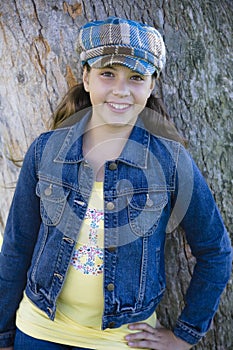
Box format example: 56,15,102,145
82,119,135,181
87,119,133,143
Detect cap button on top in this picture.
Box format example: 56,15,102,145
109,162,117,170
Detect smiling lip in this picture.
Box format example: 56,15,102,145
106,102,132,111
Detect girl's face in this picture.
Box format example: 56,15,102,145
83,65,155,128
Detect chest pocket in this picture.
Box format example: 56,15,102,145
128,191,168,237
36,180,70,226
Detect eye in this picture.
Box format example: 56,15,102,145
130,74,144,81
100,71,114,77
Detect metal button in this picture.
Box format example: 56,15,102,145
44,184,52,196
74,199,85,206
146,194,154,207
63,237,74,244
107,283,115,291
108,321,115,328
109,162,117,170
106,202,115,210
47,307,53,315
107,246,116,253
54,273,63,281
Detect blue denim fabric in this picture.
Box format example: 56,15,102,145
0,114,232,347
14,328,95,349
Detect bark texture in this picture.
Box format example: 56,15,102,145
0,1,232,349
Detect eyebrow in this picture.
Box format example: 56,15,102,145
100,65,117,70
100,65,143,75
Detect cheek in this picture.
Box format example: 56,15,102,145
89,89,105,106
90,80,106,95
136,87,152,104
88,83,101,103
146,87,153,100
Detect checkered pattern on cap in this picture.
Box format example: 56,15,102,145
78,17,166,76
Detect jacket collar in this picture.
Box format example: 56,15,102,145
53,111,150,169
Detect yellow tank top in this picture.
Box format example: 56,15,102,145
16,182,156,349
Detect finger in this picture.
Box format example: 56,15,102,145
126,330,158,342
127,339,159,349
128,322,156,334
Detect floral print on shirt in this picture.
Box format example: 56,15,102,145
70,208,104,275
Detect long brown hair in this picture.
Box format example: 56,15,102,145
51,69,186,145
51,83,91,129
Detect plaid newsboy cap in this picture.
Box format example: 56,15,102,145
78,17,166,76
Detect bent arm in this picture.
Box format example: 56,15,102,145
172,146,232,345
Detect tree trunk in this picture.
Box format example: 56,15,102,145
0,1,232,349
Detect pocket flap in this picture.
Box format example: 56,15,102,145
36,180,70,225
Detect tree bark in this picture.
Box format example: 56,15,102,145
0,1,232,349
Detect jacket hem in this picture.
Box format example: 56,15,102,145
0,329,16,348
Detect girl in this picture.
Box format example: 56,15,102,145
0,17,232,350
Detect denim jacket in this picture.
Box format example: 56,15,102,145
0,113,232,347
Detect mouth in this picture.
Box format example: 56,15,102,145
106,102,132,112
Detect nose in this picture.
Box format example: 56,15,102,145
112,78,130,97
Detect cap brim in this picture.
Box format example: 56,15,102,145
85,55,157,76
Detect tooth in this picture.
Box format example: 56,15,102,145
110,103,129,109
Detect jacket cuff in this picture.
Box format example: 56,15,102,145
0,329,15,348
173,319,205,345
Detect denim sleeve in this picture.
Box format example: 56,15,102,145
0,138,41,347
171,145,232,345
